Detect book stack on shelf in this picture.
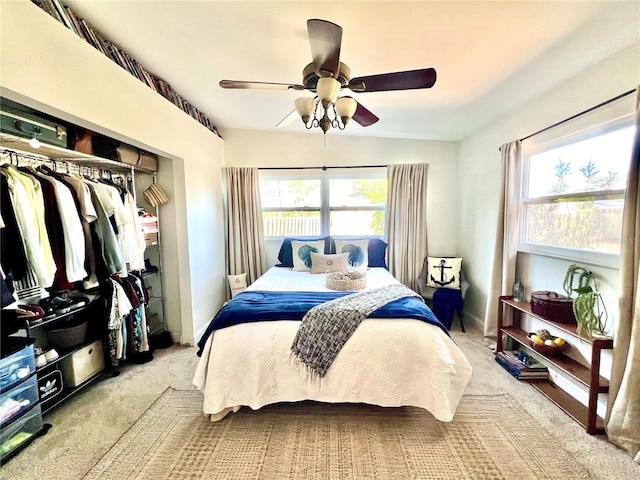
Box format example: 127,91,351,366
31,0,221,138
495,350,549,380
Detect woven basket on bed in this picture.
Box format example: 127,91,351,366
325,270,367,291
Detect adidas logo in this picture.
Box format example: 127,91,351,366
39,378,59,399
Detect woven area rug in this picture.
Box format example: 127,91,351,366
83,388,592,480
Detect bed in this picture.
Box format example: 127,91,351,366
193,266,472,422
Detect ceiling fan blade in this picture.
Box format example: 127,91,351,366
348,68,437,93
276,109,299,128
351,101,379,127
219,80,305,90
307,19,342,78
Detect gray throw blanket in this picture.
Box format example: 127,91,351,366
290,284,420,379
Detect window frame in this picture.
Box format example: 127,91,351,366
518,115,634,268
259,171,387,239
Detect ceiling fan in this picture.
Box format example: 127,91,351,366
219,19,437,134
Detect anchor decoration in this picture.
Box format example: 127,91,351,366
430,259,457,287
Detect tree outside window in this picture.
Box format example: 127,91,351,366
522,125,633,257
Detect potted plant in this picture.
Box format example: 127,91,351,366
563,264,608,338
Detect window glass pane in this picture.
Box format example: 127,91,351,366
329,178,387,207
260,175,387,237
527,126,633,198
524,198,624,254
330,210,384,236
262,211,321,236
259,179,321,208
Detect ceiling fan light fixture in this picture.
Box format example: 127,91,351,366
295,97,315,125
335,96,357,125
220,18,437,137
317,77,340,106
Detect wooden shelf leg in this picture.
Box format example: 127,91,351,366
587,342,603,434
497,297,505,352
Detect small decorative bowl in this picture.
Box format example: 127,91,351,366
527,333,568,356
326,270,367,291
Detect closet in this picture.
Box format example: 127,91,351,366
0,103,167,459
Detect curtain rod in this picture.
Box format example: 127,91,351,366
520,88,636,142
259,165,386,171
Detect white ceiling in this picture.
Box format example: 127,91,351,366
63,1,639,141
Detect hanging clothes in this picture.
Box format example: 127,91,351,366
21,166,74,291
0,165,56,287
101,274,152,366
102,276,133,367
0,172,28,280
85,181,125,280
60,173,100,289
120,191,146,271
2,151,157,368
32,166,87,284
128,271,150,352
97,179,136,273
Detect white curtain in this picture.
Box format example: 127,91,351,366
483,141,522,349
225,167,267,290
606,86,640,463
385,163,428,291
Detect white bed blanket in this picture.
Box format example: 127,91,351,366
193,267,472,422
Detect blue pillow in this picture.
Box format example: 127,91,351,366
277,237,330,267
329,237,388,269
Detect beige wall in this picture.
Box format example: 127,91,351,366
223,128,460,266
0,0,226,345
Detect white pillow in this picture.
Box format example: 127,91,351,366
291,240,325,272
310,252,349,274
227,273,247,298
334,239,369,268
426,257,462,289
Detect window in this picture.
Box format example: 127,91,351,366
259,174,387,237
520,121,634,266
260,178,322,236
329,178,386,235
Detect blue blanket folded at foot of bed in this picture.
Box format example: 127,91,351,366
197,290,446,356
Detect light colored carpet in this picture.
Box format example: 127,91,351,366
1,325,638,479
82,388,590,480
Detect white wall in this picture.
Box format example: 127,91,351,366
0,0,227,345
458,42,638,415
223,128,460,267
458,42,639,330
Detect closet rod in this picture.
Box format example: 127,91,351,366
0,149,130,178
1,149,56,170
1,149,92,176
1,149,51,163
258,164,386,171
520,88,636,142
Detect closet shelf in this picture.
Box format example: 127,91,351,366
0,132,155,174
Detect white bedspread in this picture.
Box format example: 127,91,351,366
193,267,472,422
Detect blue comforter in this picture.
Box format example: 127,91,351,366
197,290,446,356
